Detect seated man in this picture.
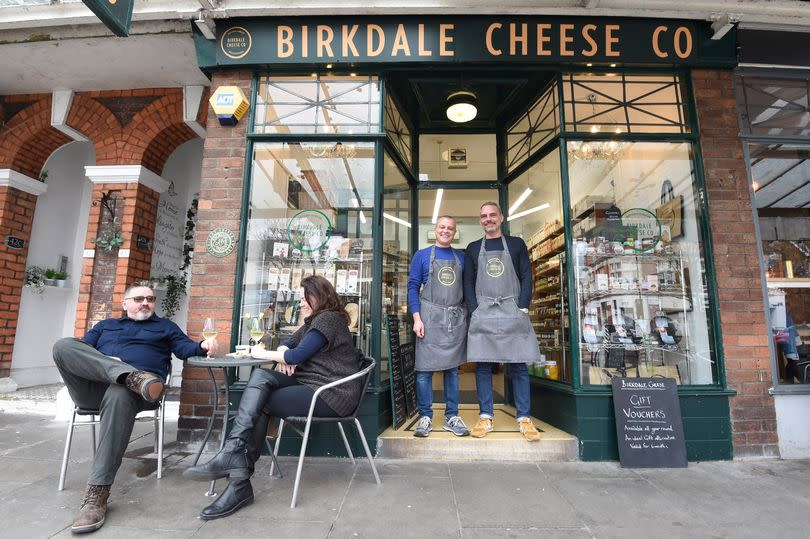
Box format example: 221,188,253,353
52,281,217,534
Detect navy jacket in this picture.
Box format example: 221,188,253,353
83,314,204,379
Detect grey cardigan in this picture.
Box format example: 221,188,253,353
290,310,363,416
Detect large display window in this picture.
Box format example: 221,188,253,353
567,141,717,385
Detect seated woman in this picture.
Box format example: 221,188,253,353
184,275,363,519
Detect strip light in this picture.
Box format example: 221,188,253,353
431,188,444,224
359,210,367,224
508,187,532,216
383,212,412,228
506,203,551,222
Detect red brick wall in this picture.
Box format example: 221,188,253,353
693,69,778,458
0,186,38,376
178,71,251,447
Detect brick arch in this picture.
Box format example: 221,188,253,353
141,123,198,175
0,95,72,178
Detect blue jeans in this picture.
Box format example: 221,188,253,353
415,368,460,419
475,362,530,421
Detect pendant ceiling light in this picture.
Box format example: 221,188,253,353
446,91,478,123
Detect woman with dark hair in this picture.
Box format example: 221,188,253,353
184,275,363,519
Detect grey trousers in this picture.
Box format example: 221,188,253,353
52,337,154,485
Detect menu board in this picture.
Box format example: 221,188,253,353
611,377,687,468
387,315,416,429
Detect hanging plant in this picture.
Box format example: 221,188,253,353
92,227,124,252
152,274,187,319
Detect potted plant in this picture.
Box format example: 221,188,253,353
44,268,57,286
54,270,68,287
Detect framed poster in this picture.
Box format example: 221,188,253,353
448,147,467,168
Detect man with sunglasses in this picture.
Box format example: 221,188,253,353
52,281,217,534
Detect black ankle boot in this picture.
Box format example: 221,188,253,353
183,438,254,481
199,479,254,520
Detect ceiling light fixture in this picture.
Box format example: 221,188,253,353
446,91,478,123
508,187,533,216
432,189,444,224
383,212,412,228
507,203,551,222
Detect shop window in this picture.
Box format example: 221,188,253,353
506,80,560,173
385,91,413,168
562,73,689,134
507,148,569,382
418,134,497,182
237,142,375,367
749,142,810,385
736,76,810,137
567,141,717,386
254,75,381,134
381,152,412,382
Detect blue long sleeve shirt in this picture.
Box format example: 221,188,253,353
83,314,205,379
407,245,465,314
463,235,532,312
280,329,327,364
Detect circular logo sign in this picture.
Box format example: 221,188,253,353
486,257,505,278
621,208,662,252
220,27,252,59
206,227,236,258
437,266,457,286
287,210,333,253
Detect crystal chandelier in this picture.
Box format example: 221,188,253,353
306,142,357,159
568,139,626,162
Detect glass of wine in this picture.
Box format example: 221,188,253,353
202,318,217,340
248,316,264,346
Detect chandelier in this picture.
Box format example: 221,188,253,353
567,139,626,163
306,142,357,159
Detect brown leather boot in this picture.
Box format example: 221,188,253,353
71,484,110,534
124,371,164,403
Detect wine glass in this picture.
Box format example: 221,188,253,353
248,316,264,346
202,318,217,340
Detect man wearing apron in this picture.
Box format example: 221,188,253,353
463,202,542,441
408,216,470,437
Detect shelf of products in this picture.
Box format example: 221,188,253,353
574,237,692,385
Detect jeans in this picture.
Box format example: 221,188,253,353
475,362,530,421
415,368,460,419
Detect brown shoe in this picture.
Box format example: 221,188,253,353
470,418,493,438
519,418,541,442
71,484,110,534
124,371,164,403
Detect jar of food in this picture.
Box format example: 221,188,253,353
544,361,559,380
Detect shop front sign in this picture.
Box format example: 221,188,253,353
206,227,236,258
210,16,735,67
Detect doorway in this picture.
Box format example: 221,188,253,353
416,134,504,408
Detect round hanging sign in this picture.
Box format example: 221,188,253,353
287,210,333,252
206,227,236,258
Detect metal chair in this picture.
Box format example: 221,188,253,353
269,356,381,508
57,373,172,491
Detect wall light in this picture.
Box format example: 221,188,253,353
446,91,478,123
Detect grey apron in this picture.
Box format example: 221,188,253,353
415,246,467,371
467,236,541,362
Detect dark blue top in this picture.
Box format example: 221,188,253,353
280,329,327,365
463,235,532,312
407,246,465,314
83,314,205,379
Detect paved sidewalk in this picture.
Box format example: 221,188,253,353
1,402,809,537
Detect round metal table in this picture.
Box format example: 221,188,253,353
187,355,277,496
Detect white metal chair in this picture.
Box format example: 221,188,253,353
269,356,381,508
57,373,172,491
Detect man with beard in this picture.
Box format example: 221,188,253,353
52,281,217,534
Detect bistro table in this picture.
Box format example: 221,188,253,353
187,354,282,496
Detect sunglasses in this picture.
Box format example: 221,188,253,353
126,296,157,303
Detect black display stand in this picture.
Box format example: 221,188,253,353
387,315,417,429
611,377,688,468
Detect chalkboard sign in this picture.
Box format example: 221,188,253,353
611,377,687,468
387,315,417,429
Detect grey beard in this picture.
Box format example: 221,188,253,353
132,310,153,321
